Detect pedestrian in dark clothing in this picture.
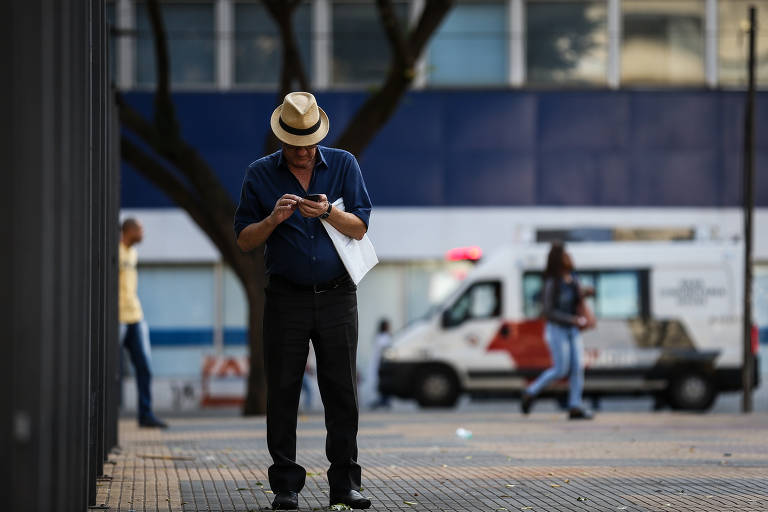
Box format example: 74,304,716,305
368,319,393,410
521,242,594,420
234,92,373,510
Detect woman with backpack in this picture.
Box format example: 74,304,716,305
521,242,595,420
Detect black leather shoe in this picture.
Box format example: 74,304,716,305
520,392,534,415
329,489,371,509
271,491,299,510
138,417,168,429
568,407,594,420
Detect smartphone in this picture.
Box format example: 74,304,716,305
304,194,324,202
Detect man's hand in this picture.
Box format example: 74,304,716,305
269,194,302,224
237,194,299,252
297,194,329,218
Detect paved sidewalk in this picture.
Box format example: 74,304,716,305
95,411,768,512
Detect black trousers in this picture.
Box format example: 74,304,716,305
263,274,362,494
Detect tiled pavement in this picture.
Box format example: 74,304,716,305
94,411,768,512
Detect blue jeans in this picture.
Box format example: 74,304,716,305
526,323,584,409
120,321,154,421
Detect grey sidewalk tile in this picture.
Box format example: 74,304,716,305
95,412,768,511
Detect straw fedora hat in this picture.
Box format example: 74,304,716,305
270,92,330,146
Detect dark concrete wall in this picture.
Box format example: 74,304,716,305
0,1,120,510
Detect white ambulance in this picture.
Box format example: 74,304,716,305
378,242,760,411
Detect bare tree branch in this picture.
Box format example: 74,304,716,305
122,1,247,276
122,134,254,284
263,0,311,154
116,92,171,155
409,0,453,56
334,0,454,156
118,91,236,226
118,0,453,417
376,0,411,67
121,136,216,241
118,0,269,416
146,0,180,139
263,0,310,93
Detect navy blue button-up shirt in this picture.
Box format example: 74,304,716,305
234,146,372,285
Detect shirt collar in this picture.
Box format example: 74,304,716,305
316,146,329,169
277,145,329,171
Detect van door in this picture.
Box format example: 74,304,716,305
439,280,506,373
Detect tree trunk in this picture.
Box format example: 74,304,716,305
121,0,453,418
241,251,267,415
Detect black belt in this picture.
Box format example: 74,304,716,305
269,273,351,294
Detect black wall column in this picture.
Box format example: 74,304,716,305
0,1,119,510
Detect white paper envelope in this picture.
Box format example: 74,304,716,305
320,198,378,285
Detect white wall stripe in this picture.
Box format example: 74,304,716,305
122,207,768,263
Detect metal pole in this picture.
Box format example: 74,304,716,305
742,6,757,413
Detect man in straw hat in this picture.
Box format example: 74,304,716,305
234,92,372,510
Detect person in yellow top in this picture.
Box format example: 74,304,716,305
119,218,166,428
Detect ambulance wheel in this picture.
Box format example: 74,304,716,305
668,372,716,411
416,367,460,408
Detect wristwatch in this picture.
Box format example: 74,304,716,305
319,202,332,219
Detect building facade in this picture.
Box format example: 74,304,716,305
112,0,768,406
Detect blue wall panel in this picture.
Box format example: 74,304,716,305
445,151,536,205
121,90,768,208
537,93,628,151
538,151,599,205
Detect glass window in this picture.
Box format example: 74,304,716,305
596,272,640,317
577,272,597,313
621,0,706,85
428,2,508,85
470,283,499,317
755,265,768,343
234,2,312,86
107,2,117,82
523,273,543,318
523,270,640,319
223,267,247,344
526,1,608,85
718,0,768,87
332,1,409,85
136,2,215,87
138,264,215,328
444,281,501,327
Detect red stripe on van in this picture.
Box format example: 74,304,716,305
486,318,552,368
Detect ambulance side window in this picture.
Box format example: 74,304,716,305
595,271,641,318
522,270,647,319
523,274,543,318
443,281,501,328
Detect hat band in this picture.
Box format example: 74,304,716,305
279,116,321,136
